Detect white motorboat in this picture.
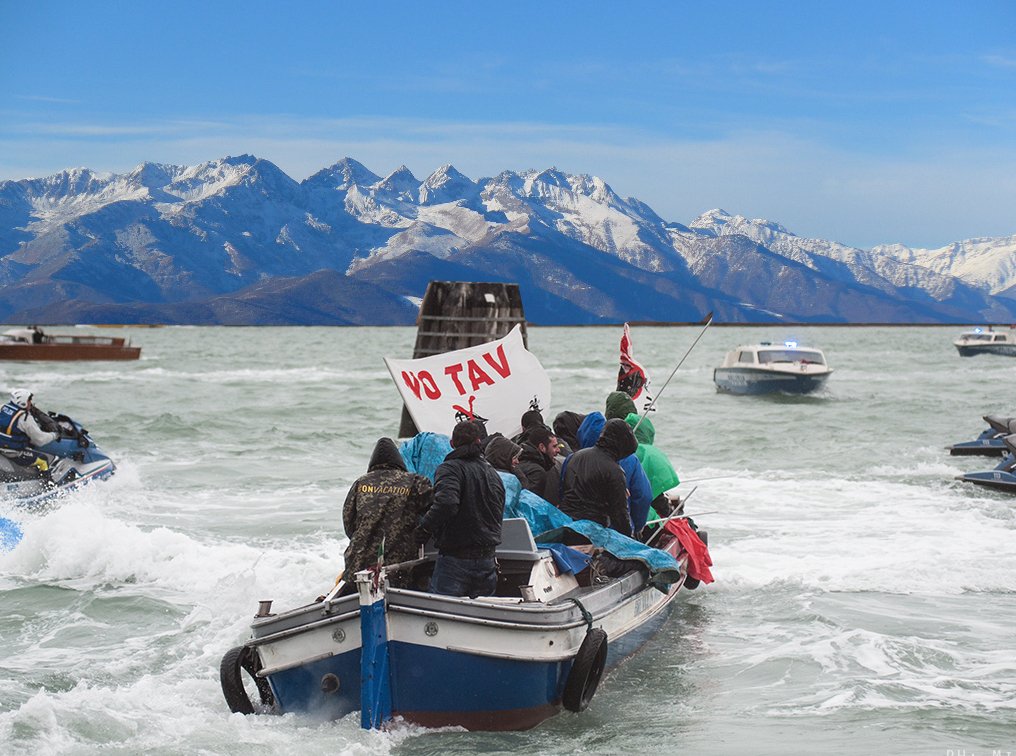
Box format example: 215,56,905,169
953,328,1016,357
713,341,832,395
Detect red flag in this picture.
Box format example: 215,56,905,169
617,323,652,402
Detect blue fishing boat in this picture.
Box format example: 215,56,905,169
219,301,712,730
219,488,708,730
713,342,832,395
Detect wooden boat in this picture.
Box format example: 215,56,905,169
0,327,140,361
218,281,712,730
220,514,705,730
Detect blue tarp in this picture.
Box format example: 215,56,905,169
399,432,452,482
497,471,680,589
538,542,592,575
395,438,680,588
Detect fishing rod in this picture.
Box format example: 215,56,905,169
645,486,699,547
644,485,698,527
645,510,718,525
668,474,737,486
633,313,714,433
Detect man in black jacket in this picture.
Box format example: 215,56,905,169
517,425,561,504
418,420,506,597
559,418,637,537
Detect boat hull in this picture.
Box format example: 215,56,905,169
0,343,140,361
949,438,1008,456
955,344,1016,358
957,470,1016,493
713,367,830,395
242,537,687,730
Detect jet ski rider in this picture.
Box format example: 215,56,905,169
0,389,60,473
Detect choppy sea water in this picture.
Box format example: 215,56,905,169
1,324,1014,756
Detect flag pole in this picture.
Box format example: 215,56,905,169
633,313,714,433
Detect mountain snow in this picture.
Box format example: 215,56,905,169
1,156,1014,324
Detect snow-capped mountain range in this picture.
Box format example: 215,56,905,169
1,154,1014,325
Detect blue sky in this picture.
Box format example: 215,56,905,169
2,2,1015,248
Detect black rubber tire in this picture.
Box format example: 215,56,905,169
562,628,608,712
220,645,275,714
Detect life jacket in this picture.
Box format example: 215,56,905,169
0,401,29,449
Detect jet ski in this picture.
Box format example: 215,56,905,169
956,434,1016,493
0,413,115,510
948,414,1015,456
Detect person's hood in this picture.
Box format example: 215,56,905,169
367,437,407,472
484,434,521,471
596,418,638,461
553,411,585,452
624,412,655,445
577,412,606,449
605,391,637,420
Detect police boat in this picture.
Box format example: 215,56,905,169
948,414,1015,457
219,478,711,731
956,434,1016,493
713,341,832,395
953,327,1016,357
0,413,116,509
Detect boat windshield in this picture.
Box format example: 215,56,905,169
757,349,825,365
962,333,995,342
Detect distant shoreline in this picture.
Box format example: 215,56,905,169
2,321,1008,329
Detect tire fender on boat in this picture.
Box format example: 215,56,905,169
562,627,608,713
220,645,275,715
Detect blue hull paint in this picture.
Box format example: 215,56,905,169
266,648,362,720
389,641,567,714
714,368,829,395
263,598,678,728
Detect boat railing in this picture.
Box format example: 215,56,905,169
42,335,128,347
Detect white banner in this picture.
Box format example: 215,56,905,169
384,325,552,438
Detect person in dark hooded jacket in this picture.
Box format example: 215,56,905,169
576,411,654,533
483,433,529,488
552,410,584,456
559,418,638,537
418,420,506,597
342,438,434,588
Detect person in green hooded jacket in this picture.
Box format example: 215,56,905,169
605,390,638,421
623,411,680,528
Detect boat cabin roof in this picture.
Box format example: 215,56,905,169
1,327,44,343
724,342,826,364
958,329,1012,342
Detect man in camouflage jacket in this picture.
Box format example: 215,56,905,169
342,437,434,587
